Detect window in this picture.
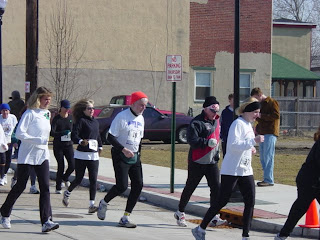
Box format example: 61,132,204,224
195,71,211,101
240,73,251,101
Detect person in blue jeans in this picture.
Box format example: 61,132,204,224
251,87,280,187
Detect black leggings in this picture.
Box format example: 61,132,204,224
0,160,52,224
104,148,143,213
68,159,99,201
280,169,320,237
179,161,220,212
200,175,255,237
0,152,5,178
53,144,75,190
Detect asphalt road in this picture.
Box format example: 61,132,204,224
0,172,306,240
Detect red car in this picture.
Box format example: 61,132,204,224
110,95,184,116
96,105,192,144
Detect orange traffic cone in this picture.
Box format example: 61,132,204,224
299,199,320,228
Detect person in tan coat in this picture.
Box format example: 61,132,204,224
251,87,280,187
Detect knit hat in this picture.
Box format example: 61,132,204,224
130,91,148,104
203,96,219,108
236,97,260,115
0,103,10,111
60,99,71,109
9,90,20,100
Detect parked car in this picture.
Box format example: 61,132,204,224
96,105,193,144
110,95,184,116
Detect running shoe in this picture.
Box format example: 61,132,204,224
118,217,137,228
274,233,288,240
191,226,206,240
1,216,11,229
29,185,40,194
88,205,98,214
174,211,187,227
62,190,70,207
42,219,59,232
97,199,107,220
208,214,228,227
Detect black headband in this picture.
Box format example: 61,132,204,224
243,101,260,113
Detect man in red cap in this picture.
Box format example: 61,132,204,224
97,91,148,228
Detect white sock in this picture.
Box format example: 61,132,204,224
89,200,95,207
198,226,205,233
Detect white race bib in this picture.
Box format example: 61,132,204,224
88,139,98,151
61,132,71,142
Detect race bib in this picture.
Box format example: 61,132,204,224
88,139,98,151
61,132,71,142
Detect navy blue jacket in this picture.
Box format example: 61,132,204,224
220,105,234,142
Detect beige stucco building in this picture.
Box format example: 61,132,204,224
2,0,190,112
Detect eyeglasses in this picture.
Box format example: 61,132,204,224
86,107,95,111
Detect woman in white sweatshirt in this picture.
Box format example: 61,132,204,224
192,97,264,240
0,87,59,233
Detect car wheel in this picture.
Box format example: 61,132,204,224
177,126,188,144
102,129,110,145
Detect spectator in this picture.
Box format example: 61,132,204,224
0,86,59,232
191,97,264,240
174,96,226,228
251,87,280,187
8,91,25,120
220,93,234,157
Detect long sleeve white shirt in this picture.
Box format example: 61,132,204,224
0,114,18,143
16,109,51,165
0,124,8,153
220,117,256,176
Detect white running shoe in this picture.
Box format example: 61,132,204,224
29,185,39,194
274,233,288,240
41,219,59,232
97,199,108,220
191,226,206,240
62,190,70,207
11,177,17,188
0,178,4,186
118,216,137,228
3,174,7,184
208,214,228,227
242,237,250,240
1,216,11,229
64,181,70,188
174,211,187,227
55,189,62,194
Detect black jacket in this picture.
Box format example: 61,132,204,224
50,114,73,147
72,114,102,152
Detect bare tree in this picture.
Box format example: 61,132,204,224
41,0,98,108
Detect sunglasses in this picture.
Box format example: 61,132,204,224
86,107,95,111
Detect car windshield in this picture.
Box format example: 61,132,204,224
98,107,114,118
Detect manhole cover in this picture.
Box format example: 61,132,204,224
53,214,84,219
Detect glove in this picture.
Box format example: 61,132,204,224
80,139,89,146
208,138,217,148
62,130,71,135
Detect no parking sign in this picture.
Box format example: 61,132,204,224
166,55,182,82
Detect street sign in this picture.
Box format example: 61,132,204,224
25,81,30,93
166,55,182,82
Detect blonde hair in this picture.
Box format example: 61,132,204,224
236,97,259,115
72,99,94,123
27,86,53,109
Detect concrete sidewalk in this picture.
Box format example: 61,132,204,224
11,149,319,239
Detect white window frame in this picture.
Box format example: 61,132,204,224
239,73,252,102
194,70,213,102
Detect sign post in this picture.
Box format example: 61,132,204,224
166,55,182,193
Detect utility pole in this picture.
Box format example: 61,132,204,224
25,0,38,101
